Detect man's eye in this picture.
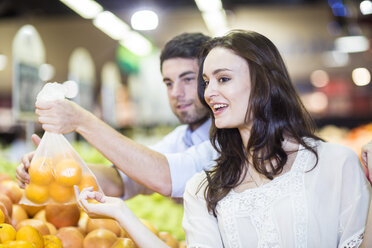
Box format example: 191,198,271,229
165,82,173,88
183,77,195,83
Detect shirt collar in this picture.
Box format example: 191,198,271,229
183,118,211,147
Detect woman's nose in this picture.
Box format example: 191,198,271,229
204,80,218,101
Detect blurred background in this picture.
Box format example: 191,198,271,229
0,0,371,242
0,0,371,154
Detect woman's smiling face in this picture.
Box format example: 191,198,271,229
203,47,252,129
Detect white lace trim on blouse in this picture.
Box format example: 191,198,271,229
340,228,364,248
216,144,313,248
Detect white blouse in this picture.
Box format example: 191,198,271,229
183,140,371,248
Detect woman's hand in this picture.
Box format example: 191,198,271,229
74,187,169,248
35,99,87,134
361,141,372,185
74,186,126,220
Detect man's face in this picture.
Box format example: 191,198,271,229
161,58,209,130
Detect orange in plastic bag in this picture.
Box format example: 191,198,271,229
54,158,82,187
29,157,54,185
20,132,103,206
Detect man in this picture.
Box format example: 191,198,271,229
117,32,211,199
17,33,216,199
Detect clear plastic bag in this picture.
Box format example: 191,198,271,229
20,82,102,206
20,132,102,206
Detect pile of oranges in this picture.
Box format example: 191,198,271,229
0,223,55,248
25,157,98,205
0,173,184,248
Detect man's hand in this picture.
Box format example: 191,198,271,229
35,99,86,134
361,140,372,184
16,134,41,188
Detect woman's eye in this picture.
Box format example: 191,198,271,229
218,77,230,83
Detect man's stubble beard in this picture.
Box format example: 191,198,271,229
176,105,209,128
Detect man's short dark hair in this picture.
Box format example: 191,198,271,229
160,33,211,71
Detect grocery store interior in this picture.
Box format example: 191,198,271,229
0,0,371,244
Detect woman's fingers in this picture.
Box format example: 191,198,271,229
75,186,106,214
95,192,105,203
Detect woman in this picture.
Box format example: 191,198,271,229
76,30,370,247
183,30,370,247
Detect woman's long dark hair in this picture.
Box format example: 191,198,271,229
197,30,322,216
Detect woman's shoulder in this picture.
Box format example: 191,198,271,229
185,171,209,198
316,140,359,160
311,140,363,178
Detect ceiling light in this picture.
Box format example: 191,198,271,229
310,70,329,88
194,0,222,12
120,31,152,56
194,0,228,36
360,0,372,15
131,10,159,31
59,0,103,19
93,11,131,40
201,11,228,36
335,35,369,53
352,67,371,86
302,92,328,114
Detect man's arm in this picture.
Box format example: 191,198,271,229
77,112,172,196
36,99,173,196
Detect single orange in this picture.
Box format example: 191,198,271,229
43,234,62,248
0,208,4,224
45,222,57,235
0,223,16,243
16,225,44,248
29,157,54,185
78,174,98,191
49,182,73,204
11,205,28,227
25,184,49,204
111,238,137,248
5,240,36,248
54,159,82,187
52,154,79,167
159,232,179,248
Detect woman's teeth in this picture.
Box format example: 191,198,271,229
213,104,227,111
